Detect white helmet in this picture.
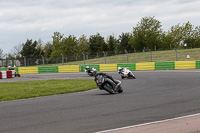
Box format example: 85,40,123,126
118,67,122,70
86,66,89,69
8,66,12,69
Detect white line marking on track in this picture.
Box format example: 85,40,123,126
95,113,200,133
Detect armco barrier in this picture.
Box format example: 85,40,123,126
80,65,100,72
117,63,136,71
38,66,58,73
0,68,8,71
136,62,155,70
58,65,79,72
196,61,200,69
100,64,117,71
155,62,175,70
175,61,196,69
18,67,38,74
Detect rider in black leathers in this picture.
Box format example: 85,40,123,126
93,71,119,92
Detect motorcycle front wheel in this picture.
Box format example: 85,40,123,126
128,72,136,79
118,86,123,93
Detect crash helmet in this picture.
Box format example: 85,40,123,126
118,67,122,71
86,66,89,69
92,70,97,76
8,66,12,70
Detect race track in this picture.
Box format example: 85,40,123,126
0,70,200,133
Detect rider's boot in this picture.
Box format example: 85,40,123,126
114,79,121,92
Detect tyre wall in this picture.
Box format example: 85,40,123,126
0,70,15,79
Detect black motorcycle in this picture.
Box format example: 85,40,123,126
95,75,123,94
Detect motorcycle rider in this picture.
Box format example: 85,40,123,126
85,66,96,73
8,66,14,70
118,67,135,79
93,71,120,92
118,67,124,74
85,66,90,72
85,66,97,76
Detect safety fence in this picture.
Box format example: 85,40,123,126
0,61,200,75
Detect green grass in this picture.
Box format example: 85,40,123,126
61,48,200,65
0,79,97,101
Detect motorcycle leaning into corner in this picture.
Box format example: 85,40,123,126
94,72,123,94
118,67,135,79
8,66,20,77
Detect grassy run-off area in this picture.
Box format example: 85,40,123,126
0,79,97,101
53,48,200,65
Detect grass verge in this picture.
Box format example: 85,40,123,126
0,79,97,101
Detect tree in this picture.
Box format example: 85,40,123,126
160,32,174,50
118,32,132,53
6,53,15,59
193,26,200,47
20,39,42,66
129,16,163,51
52,32,64,49
43,42,54,58
78,35,90,55
37,38,44,56
168,23,184,49
89,33,106,56
181,21,198,48
20,39,41,58
107,35,117,54
167,21,198,49
63,35,79,57
51,32,64,57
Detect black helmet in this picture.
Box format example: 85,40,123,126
93,70,97,76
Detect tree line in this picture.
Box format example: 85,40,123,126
1,16,200,60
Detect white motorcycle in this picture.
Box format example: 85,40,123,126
118,67,136,79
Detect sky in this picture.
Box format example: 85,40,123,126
0,0,200,54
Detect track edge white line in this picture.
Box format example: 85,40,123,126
95,113,200,133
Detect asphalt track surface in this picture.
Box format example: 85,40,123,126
0,70,200,133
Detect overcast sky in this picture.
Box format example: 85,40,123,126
0,0,200,54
